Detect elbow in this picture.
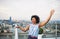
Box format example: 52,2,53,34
23,30,26,32
22,29,27,32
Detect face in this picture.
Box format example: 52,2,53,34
31,17,36,24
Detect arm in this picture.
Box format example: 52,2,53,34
16,25,29,32
39,9,55,27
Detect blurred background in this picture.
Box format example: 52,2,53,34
0,0,60,39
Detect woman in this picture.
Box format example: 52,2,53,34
16,9,55,39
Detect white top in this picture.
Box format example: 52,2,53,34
28,24,39,37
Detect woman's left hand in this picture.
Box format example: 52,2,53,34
50,9,55,16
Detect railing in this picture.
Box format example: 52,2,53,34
0,32,29,39
0,32,60,39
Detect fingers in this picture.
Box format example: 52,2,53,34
51,9,55,13
50,9,55,15
52,9,55,13
16,26,20,28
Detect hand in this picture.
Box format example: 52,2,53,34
50,9,55,15
16,26,20,28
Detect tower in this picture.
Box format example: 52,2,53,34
9,17,12,25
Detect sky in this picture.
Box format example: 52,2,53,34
0,0,60,21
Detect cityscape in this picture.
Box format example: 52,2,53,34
0,17,60,39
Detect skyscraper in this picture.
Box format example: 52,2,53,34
9,17,12,25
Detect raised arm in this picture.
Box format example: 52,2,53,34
39,9,55,27
16,25,29,32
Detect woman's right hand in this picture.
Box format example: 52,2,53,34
16,26,20,28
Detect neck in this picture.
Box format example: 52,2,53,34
33,23,37,25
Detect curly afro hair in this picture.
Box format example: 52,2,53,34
31,15,40,24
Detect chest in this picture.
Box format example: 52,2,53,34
29,24,39,31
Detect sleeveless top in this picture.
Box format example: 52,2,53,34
28,24,39,37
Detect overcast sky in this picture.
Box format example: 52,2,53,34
0,0,60,21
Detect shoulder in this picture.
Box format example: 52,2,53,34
38,23,41,28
